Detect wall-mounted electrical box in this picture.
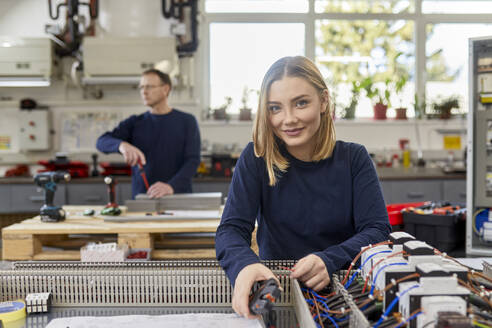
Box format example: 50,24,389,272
19,110,50,151
0,37,53,87
82,37,178,85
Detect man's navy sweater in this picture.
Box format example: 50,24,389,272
215,141,391,285
96,110,200,198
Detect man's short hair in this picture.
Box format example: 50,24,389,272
142,69,172,90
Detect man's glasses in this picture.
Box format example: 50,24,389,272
138,84,164,91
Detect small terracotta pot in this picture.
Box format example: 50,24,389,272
373,103,388,120
239,108,252,121
395,107,407,120
439,108,452,119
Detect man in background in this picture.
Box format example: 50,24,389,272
96,69,201,199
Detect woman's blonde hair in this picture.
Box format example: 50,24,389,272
253,56,336,186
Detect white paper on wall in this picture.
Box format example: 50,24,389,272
60,112,124,152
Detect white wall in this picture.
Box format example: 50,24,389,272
0,0,468,167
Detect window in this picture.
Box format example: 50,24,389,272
209,23,305,113
205,0,492,119
206,0,308,13
316,19,415,117
315,0,415,14
422,0,492,14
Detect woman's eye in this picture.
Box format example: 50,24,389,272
296,99,308,107
268,105,281,113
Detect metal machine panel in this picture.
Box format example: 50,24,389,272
0,37,52,77
18,110,50,151
82,37,178,83
467,36,492,255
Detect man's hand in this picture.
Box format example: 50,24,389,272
233,263,279,319
118,141,146,167
147,182,174,198
290,254,330,291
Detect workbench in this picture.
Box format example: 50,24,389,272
1,206,236,261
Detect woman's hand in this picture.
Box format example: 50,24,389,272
291,254,330,291
232,263,278,319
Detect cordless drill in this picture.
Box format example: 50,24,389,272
34,171,71,222
100,176,121,216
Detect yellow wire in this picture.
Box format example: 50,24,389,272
473,320,492,328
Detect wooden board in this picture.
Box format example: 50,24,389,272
1,205,225,261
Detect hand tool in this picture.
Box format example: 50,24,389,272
101,176,121,216
91,153,99,176
137,159,150,190
33,171,71,222
249,278,281,315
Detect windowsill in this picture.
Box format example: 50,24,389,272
200,117,467,126
200,120,254,126
334,117,467,125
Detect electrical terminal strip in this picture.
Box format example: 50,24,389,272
25,292,52,314
80,242,130,262
397,263,469,328
336,231,492,327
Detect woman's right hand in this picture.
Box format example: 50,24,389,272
118,141,146,166
232,263,278,319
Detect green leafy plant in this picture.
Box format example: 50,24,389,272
342,81,362,119
432,95,460,119
361,76,392,107
412,93,427,119
394,74,408,108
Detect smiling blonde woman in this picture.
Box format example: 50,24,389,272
215,56,390,319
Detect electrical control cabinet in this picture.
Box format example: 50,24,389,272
82,37,178,84
18,110,50,151
467,36,492,254
0,37,53,85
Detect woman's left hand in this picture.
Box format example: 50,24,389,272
290,254,330,291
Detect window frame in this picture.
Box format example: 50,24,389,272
201,0,492,120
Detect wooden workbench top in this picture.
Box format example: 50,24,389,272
2,205,221,235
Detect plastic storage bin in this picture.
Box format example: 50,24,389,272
386,202,428,226
402,212,465,252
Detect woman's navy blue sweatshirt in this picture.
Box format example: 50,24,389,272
96,110,201,198
215,140,391,285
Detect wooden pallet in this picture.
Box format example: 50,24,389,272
2,206,257,261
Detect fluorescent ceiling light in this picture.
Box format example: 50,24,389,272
0,77,50,87
82,76,140,85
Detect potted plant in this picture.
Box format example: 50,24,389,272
413,93,427,119
213,97,232,120
394,74,408,120
341,81,362,119
239,86,255,121
432,95,460,119
361,76,391,120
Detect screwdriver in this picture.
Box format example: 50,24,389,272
137,159,150,190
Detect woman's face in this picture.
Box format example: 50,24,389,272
267,76,327,161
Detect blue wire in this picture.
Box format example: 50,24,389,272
314,314,340,328
305,287,350,323
394,311,423,328
373,284,420,328
307,288,328,300
369,262,408,295
303,288,333,314
345,270,359,289
345,250,392,289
